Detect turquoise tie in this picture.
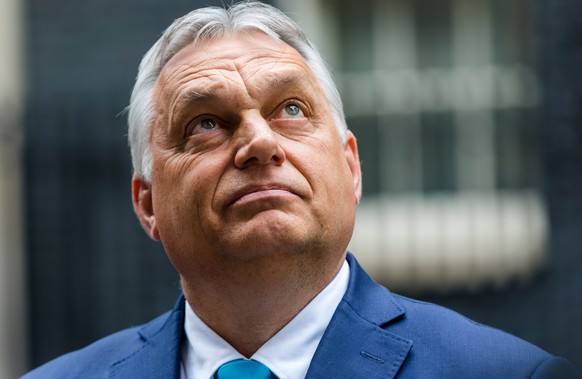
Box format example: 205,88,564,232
214,359,277,379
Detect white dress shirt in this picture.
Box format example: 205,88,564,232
180,259,350,379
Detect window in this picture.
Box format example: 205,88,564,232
278,0,545,292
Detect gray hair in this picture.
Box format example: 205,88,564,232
127,1,347,181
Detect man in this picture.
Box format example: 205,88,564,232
24,2,578,378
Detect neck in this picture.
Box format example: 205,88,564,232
180,252,345,357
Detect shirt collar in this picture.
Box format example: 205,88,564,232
181,259,350,379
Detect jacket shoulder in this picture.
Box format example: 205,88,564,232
21,310,172,379
340,254,579,377
391,294,578,377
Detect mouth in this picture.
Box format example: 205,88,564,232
226,183,298,209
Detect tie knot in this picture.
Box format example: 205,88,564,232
214,359,276,379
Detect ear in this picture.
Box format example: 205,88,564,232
131,175,161,240
344,130,362,204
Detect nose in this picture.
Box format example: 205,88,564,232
233,113,286,169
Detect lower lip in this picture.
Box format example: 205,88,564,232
231,189,295,208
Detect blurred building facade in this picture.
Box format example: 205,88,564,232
10,0,581,375
281,0,546,293
0,0,26,377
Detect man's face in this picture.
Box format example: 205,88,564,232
133,32,361,276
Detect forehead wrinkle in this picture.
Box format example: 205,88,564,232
176,72,239,102
238,58,316,94
173,68,251,112
160,53,240,102
162,51,240,93
237,50,301,81
166,68,254,133
234,49,322,103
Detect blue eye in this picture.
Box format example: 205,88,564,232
200,119,217,130
285,104,301,116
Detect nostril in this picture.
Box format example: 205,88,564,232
234,134,286,169
241,156,259,168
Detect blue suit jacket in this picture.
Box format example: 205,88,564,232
24,254,578,378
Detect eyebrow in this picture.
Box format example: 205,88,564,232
180,88,214,103
264,72,318,98
267,72,308,89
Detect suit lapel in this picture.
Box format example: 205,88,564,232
306,254,413,379
106,255,411,379
109,297,185,379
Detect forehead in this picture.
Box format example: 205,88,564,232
157,31,315,92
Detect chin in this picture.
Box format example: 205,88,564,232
220,225,322,262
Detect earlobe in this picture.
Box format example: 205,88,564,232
344,131,362,203
131,175,161,240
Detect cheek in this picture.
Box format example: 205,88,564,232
167,155,231,215
150,156,202,207
320,152,356,206
292,144,351,201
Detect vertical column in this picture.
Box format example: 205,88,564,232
373,0,423,194
0,0,27,376
452,0,495,190
372,0,424,282
451,0,498,285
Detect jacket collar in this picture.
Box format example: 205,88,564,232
107,254,411,379
109,296,185,379
305,253,412,379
